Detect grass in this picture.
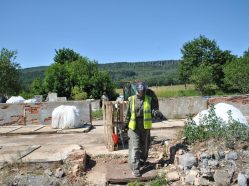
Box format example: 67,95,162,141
127,175,167,186
151,84,200,98
91,109,103,120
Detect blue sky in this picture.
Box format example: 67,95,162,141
1,0,249,68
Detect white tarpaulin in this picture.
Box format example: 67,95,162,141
193,103,248,125
24,99,37,103
51,105,82,129
6,96,25,103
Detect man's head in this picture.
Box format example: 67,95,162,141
136,82,147,98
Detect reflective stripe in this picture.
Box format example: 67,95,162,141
128,96,136,130
144,95,152,129
128,95,152,130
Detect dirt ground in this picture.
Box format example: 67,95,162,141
0,119,183,185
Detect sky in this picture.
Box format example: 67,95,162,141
1,0,249,68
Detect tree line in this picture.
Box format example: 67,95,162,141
0,35,248,101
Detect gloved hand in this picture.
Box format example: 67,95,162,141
153,110,167,120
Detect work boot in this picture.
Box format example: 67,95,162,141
132,169,141,177
140,161,149,168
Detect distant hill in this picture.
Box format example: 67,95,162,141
20,60,181,89
20,66,48,90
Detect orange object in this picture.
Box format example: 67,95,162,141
112,134,119,145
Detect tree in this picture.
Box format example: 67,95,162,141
223,49,249,93
44,48,117,100
190,64,215,95
0,48,21,97
179,35,233,90
29,78,45,95
43,63,71,98
53,48,82,64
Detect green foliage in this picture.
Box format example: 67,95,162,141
223,49,249,93
155,85,200,98
0,48,21,97
43,62,71,98
92,109,103,120
100,60,181,87
71,86,87,100
20,66,46,91
184,105,249,145
19,91,34,99
190,64,216,95
128,181,143,186
29,78,44,95
179,35,234,92
149,175,167,186
20,60,181,95
54,48,82,64
43,48,116,100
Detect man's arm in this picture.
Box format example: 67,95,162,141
124,97,131,129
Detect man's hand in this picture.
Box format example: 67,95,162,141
153,110,167,120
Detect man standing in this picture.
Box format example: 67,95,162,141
124,82,158,177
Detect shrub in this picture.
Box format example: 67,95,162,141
184,104,249,145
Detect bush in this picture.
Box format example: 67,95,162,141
184,104,249,145
149,175,167,186
71,87,87,100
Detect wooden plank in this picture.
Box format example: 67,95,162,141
6,126,22,133
12,145,41,161
32,125,45,132
106,163,157,184
106,102,114,151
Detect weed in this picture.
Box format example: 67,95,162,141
183,104,249,146
128,180,143,186
92,109,103,119
148,175,167,186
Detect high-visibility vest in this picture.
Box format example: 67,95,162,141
128,95,152,130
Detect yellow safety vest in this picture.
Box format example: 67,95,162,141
128,95,152,130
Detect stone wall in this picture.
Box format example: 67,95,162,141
0,101,91,126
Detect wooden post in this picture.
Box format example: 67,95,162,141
104,102,115,151
103,101,127,151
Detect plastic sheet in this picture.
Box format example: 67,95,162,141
51,105,82,129
193,103,248,125
6,96,25,103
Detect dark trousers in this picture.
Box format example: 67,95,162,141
128,118,150,171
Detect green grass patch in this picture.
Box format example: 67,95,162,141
152,84,200,98
92,109,103,120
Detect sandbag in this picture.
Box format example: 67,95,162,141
6,96,25,103
193,103,248,125
51,105,82,129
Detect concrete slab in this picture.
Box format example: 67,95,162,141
106,163,157,184
57,124,92,134
0,126,22,134
152,119,185,129
0,124,92,135
150,119,185,140
9,126,39,133
0,145,40,163
22,144,82,163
